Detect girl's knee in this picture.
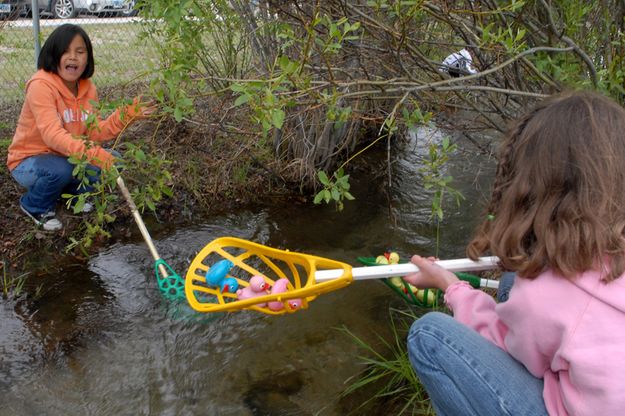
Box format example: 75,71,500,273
41,156,74,181
29,155,74,190
36,154,71,171
408,312,453,364
409,312,453,337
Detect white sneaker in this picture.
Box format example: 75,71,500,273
20,205,63,231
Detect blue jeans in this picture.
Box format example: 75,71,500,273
11,154,102,215
407,312,547,416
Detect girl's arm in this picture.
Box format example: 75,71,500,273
444,282,509,350
88,97,155,143
27,80,114,168
404,255,509,349
448,274,568,379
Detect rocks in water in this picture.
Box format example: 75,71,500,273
242,369,310,416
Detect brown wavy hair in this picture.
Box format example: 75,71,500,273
467,90,625,281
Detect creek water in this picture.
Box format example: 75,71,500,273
0,126,496,415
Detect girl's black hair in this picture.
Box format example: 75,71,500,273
37,24,94,79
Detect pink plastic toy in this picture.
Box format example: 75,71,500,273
268,278,302,312
236,275,270,306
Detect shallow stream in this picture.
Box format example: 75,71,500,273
0,126,496,415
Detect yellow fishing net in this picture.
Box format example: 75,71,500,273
184,237,354,315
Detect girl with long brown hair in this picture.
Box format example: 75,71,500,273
404,90,625,415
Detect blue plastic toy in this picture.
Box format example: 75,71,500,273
220,277,239,294
205,259,238,293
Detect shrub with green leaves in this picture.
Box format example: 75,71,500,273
63,141,173,253
313,168,354,211
133,0,625,197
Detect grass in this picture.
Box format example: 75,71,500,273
0,138,10,175
340,307,435,416
0,19,161,104
1,260,29,299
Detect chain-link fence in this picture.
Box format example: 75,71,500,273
0,3,152,106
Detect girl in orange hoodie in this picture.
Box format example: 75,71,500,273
7,24,155,231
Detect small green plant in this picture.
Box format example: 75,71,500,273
313,168,355,211
1,260,29,300
232,162,250,184
63,141,173,253
420,137,464,257
340,308,434,415
402,103,433,130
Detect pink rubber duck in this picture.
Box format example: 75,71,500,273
236,275,270,307
268,278,302,312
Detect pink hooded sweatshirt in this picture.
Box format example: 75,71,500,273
445,270,625,415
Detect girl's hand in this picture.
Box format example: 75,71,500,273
403,255,460,292
124,96,157,120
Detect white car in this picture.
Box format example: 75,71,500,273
30,0,132,19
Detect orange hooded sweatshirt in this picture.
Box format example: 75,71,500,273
7,69,132,171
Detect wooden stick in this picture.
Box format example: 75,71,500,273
116,176,168,279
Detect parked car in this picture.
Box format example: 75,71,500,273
0,0,26,20
120,0,137,17
25,0,132,19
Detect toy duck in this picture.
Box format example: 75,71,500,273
376,251,399,265
389,276,405,290
415,288,436,306
268,278,302,312
221,277,239,294
236,275,270,306
205,259,238,293
388,276,416,294
375,255,389,265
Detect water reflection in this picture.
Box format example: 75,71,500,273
0,125,497,415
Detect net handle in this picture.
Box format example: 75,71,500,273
314,256,500,289
116,175,168,279
183,237,501,314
